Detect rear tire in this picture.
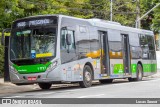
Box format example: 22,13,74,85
128,64,143,82
38,83,52,90
135,64,143,81
99,79,113,84
79,65,92,88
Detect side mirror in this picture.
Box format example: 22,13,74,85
66,34,72,45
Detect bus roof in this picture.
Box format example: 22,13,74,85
87,18,154,36
14,14,154,36
59,15,154,36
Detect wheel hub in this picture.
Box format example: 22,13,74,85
85,71,91,82
138,67,142,80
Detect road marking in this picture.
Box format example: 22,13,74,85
66,89,82,92
78,94,105,98
38,92,57,96
3,96,22,98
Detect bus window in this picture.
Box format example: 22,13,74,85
60,29,76,63
108,29,122,59
129,33,139,47
129,33,141,59
147,35,156,60
140,34,149,59
61,29,75,50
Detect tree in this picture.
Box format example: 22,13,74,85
89,0,110,19
152,1,160,32
89,0,137,27
112,0,137,27
140,0,160,31
0,0,94,30
0,0,25,29
64,0,93,18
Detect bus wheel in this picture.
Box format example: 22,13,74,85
38,83,52,90
99,79,113,84
135,64,143,81
128,64,143,82
79,65,92,88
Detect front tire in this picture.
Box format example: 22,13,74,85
38,83,52,90
79,65,93,88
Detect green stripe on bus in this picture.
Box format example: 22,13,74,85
113,64,157,74
113,64,137,74
143,64,157,72
113,64,124,74
131,64,137,73
13,62,52,74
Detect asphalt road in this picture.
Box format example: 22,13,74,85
1,77,160,107
1,77,160,98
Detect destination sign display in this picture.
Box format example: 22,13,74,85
13,16,58,28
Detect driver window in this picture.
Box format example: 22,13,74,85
61,29,75,50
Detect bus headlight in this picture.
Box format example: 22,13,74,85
10,65,18,74
46,61,57,72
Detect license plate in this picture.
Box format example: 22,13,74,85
27,77,37,81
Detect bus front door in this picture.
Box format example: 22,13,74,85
99,31,110,76
122,34,131,76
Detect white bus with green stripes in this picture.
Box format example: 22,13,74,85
9,15,157,89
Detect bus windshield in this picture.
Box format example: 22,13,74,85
10,27,57,60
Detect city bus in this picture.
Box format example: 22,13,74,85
7,15,156,89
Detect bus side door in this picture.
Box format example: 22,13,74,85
121,34,131,76
60,28,77,81
99,31,110,75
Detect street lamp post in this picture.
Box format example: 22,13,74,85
136,0,140,28
110,0,113,21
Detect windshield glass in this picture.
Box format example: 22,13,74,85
10,27,57,60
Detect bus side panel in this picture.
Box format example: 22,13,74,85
110,59,124,78
130,60,139,78
58,58,96,82
142,60,157,77
59,17,101,82
108,29,124,78
140,34,157,76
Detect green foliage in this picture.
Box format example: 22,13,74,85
89,0,110,19
64,0,93,18
141,0,160,31
112,0,137,27
152,11,160,32
152,1,160,32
